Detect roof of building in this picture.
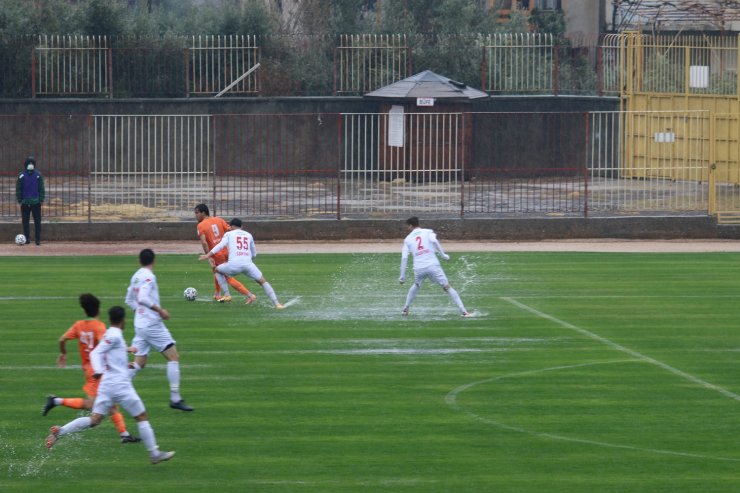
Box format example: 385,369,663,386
364,70,489,102
617,1,740,30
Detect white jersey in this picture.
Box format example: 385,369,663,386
210,229,256,266
90,326,131,388
402,228,444,270
125,267,162,327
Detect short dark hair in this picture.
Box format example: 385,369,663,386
108,306,125,325
79,293,100,318
229,217,242,228
194,204,210,216
24,156,36,167
406,216,419,227
139,248,155,266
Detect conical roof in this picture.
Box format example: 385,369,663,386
364,70,488,102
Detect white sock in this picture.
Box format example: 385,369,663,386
59,416,92,436
447,287,467,313
262,282,279,305
53,397,63,406
215,273,230,296
167,360,181,402
137,420,158,454
405,283,419,308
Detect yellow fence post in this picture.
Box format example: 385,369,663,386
708,113,716,216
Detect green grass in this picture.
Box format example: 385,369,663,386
1,251,740,492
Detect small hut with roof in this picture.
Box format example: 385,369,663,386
364,70,488,181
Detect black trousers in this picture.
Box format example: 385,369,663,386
21,203,41,244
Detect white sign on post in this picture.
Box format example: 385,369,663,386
689,66,709,88
388,105,405,148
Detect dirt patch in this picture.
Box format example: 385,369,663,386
2,239,740,257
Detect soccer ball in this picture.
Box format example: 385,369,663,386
183,287,198,301
14,234,26,246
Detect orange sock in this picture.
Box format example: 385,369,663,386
213,275,221,294
227,277,250,296
62,398,85,409
110,412,127,435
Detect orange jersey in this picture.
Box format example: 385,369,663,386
197,216,230,264
62,319,107,371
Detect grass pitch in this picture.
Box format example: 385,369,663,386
1,251,740,492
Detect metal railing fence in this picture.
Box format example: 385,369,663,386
0,111,719,222
588,110,710,213
190,35,260,96
465,111,588,214
91,115,212,220
341,112,464,215
620,32,740,96
33,35,110,97
482,33,554,94
213,113,338,217
0,114,90,219
0,32,633,98
334,34,410,95
600,33,624,95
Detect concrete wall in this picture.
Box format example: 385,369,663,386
563,0,605,36
13,96,722,243
0,94,619,116
2,216,739,242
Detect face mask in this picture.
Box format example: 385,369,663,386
26,164,34,171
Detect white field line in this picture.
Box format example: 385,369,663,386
502,297,740,403
445,360,740,462
281,296,301,308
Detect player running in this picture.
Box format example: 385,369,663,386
42,293,141,444
46,306,175,465
198,218,284,309
194,203,256,304
125,248,194,412
399,216,471,317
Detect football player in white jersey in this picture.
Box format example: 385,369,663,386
125,249,193,412
45,306,175,465
400,216,471,317
199,218,284,309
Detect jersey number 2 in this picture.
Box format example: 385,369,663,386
415,236,424,251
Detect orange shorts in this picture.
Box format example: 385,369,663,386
83,368,100,397
213,251,228,266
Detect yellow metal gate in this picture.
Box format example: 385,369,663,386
711,113,740,223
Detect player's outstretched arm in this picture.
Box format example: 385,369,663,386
432,237,450,261
399,251,409,284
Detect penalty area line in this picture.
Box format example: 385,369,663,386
501,296,740,404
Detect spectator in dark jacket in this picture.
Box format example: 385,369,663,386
16,156,45,246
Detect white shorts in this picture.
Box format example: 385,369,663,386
92,382,146,417
217,262,263,282
132,321,176,356
414,265,449,287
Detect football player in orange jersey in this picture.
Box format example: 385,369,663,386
194,203,256,304
42,293,141,444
